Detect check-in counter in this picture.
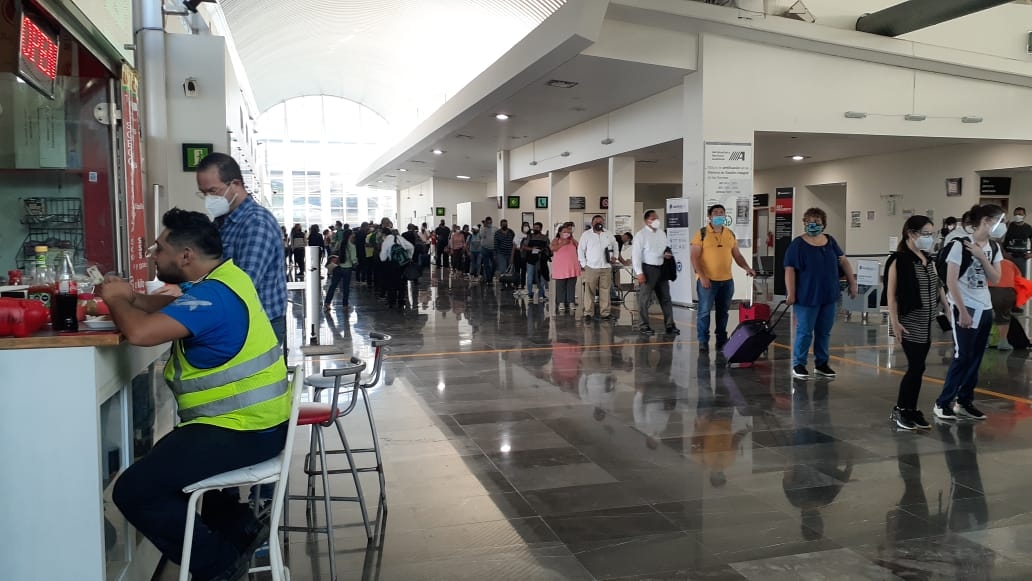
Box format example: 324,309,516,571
0,332,172,581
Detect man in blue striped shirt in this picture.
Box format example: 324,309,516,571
196,153,287,352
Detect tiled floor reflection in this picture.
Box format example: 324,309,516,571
159,269,1032,580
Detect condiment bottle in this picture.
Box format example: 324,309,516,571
27,245,54,312
52,251,78,332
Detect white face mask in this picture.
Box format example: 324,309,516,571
1016,215,1025,223
205,184,236,218
914,234,934,252
990,217,1007,239
647,220,658,230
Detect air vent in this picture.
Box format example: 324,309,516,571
637,159,658,164
455,134,474,140
410,160,426,164
547,79,579,89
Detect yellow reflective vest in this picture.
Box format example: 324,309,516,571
164,259,289,430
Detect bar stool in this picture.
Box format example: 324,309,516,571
178,367,305,581
303,332,392,507
283,357,367,579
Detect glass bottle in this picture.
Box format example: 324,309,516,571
27,245,54,312
53,250,79,332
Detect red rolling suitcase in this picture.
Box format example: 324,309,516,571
722,301,789,365
739,302,771,323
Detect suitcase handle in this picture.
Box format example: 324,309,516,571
769,300,790,328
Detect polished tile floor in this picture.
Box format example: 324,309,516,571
166,267,1032,580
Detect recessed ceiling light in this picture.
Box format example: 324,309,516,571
787,155,810,161
376,179,384,183
431,149,444,155
495,113,510,120
398,168,407,172
456,175,470,180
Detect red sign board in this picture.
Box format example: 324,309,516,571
17,9,58,98
121,65,147,292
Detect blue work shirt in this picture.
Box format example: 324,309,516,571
784,235,844,306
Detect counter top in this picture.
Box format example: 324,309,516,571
0,329,123,350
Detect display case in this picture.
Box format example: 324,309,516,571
18,195,84,268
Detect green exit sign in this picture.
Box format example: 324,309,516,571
507,196,520,209
181,143,213,171
535,196,548,209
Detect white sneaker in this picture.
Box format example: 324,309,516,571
998,338,1014,351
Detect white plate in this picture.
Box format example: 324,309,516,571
83,319,117,331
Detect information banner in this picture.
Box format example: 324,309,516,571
703,142,753,249
773,187,795,296
666,198,693,306
121,65,147,292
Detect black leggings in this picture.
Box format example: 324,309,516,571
897,339,930,409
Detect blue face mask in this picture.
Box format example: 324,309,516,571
711,216,727,227
805,222,824,236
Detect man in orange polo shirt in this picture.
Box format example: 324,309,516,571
690,204,756,352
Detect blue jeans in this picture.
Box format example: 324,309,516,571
470,251,482,278
481,249,496,280
324,267,352,306
526,262,546,298
495,252,511,277
696,279,734,344
936,307,993,408
792,302,837,368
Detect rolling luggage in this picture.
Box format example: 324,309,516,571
722,300,789,366
499,266,518,289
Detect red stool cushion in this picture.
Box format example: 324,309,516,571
297,403,339,426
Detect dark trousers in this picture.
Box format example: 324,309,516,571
898,339,930,409
113,422,286,579
555,277,577,307
936,307,993,408
354,256,366,283
382,262,404,306
638,264,674,329
436,244,449,268
324,267,352,306
292,248,305,277
515,253,526,288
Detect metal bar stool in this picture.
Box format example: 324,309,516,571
303,332,392,508
283,357,368,580
178,367,305,581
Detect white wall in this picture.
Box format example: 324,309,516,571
164,34,229,214
433,177,487,225
400,179,433,226
755,142,1032,255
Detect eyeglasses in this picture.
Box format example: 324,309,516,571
195,183,231,199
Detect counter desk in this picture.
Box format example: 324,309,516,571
0,331,172,581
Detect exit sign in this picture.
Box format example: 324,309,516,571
507,196,520,209
181,143,213,171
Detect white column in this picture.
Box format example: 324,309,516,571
548,171,571,236
608,156,635,237
496,150,520,221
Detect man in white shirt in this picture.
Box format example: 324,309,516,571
578,215,619,320
633,210,677,336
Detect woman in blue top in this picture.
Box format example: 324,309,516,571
784,207,858,380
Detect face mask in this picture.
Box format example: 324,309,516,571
914,234,934,252
485,222,492,228
647,220,658,230
561,232,571,239
805,222,823,236
711,216,727,227
990,218,1006,239
522,226,529,233
204,184,235,218
593,223,603,232
1016,216,1025,223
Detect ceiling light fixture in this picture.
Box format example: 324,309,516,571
961,116,983,124
398,168,407,172
844,111,867,119
495,113,510,120
456,175,470,180
601,114,614,145
904,114,926,121
790,155,808,161
546,79,579,89
431,149,444,155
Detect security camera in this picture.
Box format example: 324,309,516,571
183,78,199,97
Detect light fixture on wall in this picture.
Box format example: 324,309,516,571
961,116,983,124
844,111,868,119
845,110,983,123
601,114,614,145
456,175,470,180
904,114,926,121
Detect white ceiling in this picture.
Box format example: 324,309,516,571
218,0,565,119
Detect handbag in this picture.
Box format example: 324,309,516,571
661,247,677,282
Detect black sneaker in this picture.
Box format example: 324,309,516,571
666,326,681,335
933,403,957,421
699,343,709,353
954,401,987,421
715,339,727,350
640,327,655,336
814,364,837,377
909,409,932,429
892,407,916,430
792,365,810,379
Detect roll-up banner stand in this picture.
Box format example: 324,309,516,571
773,187,795,296
666,197,693,306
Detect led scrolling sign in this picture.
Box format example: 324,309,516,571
17,10,60,100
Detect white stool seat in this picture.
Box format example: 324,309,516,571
182,456,282,494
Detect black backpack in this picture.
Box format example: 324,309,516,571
934,236,999,289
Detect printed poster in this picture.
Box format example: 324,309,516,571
703,142,753,249
666,198,692,306
121,65,147,291
773,187,794,296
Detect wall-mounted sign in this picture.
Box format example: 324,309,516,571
17,8,60,100
507,196,520,209
600,197,609,210
753,193,769,207
535,196,548,209
569,196,586,210
946,177,962,197
434,207,446,216
980,176,1012,196
773,187,795,296
181,143,213,171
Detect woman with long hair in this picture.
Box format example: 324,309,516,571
885,215,945,430
550,223,581,313
933,204,1004,421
